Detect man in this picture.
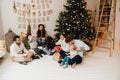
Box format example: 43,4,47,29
10,35,35,65
65,36,90,68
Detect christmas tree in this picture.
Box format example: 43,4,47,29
54,0,95,44
27,23,31,36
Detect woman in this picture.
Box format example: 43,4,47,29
36,24,48,46
56,33,69,59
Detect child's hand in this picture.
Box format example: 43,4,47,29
75,48,80,51
28,35,32,40
76,47,84,51
66,53,70,56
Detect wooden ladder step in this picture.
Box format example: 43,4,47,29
96,45,110,49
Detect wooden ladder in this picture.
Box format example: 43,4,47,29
92,0,116,57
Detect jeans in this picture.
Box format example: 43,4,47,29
59,50,67,59
37,40,45,46
43,48,55,55
61,56,70,65
68,55,82,65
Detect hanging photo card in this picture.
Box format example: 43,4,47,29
45,0,48,3
18,17,22,22
31,18,36,23
17,9,21,16
41,0,44,3
46,3,50,9
23,18,26,23
31,0,35,3
43,11,46,16
42,17,45,22
22,3,27,9
36,0,40,3
49,0,52,3
42,3,45,9
37,4,41,9
22,10,27,16
16,2,21,8
38,18,41,23
18,24,22,29
46,16,49,22
33,24,37,29
32,12,36,17
38,11,41,16
47,9,53,15
31,4,36,10
26,18,31,23
27,4,31,10
23,24,26,29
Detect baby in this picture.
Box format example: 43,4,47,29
60,44,78,68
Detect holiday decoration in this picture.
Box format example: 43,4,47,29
27,23,31,35
5,29,16,52
13,2,17,13
54,0,95,44
13,0,53,29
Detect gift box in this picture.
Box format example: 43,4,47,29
52,52,62,61
0,40,6,58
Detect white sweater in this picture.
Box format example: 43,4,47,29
56,38,69,52
10,42,28,57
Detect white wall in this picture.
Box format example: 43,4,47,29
0,1,4,40
0,0,62,37
115,0,120,46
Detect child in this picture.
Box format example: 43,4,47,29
59,44,78,68
28,34,37,49
20,32,30,50
43,36,56,55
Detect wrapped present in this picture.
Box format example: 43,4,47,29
0,40,6,58
52,52,62,61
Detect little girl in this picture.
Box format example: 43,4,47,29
59,44,78,68
28,34,37,49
